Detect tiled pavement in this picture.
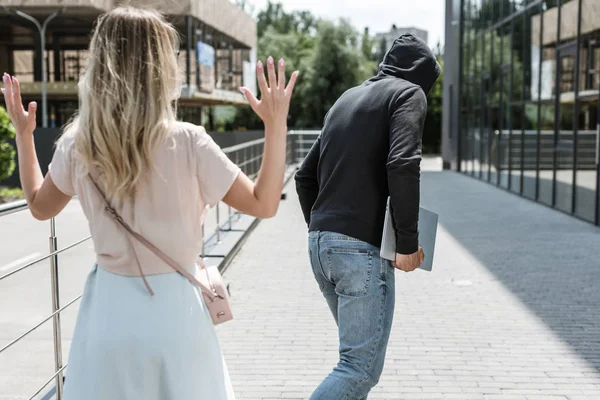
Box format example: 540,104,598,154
217,166,600,400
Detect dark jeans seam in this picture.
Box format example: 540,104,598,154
322,237,362,242
319,247,332,285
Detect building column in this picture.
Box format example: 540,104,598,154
214,35,220,87
0,44,10,76
185,15,192,89
53,33,61,82
34,33,42,82
228,44,233,88
196,22,201,87
442,0,462,170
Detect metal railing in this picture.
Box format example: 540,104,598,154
0,130,319,400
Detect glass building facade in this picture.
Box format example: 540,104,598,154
443,0,600,225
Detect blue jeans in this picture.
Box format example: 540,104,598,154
308,231,396,400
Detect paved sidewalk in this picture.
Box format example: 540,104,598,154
217,168,600,400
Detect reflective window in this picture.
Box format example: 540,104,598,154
458,0,599,225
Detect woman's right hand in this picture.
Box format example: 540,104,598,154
240,57,298,129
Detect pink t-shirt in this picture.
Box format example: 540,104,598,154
49,122,240,276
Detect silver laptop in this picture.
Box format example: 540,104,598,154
380,197,438,271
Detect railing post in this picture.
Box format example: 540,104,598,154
49,217,63,399
253,144,257,177
228,206,233,231
201,224,205,258
215,204,221,243
237,149,242,221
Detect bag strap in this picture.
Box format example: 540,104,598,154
89,176,219,300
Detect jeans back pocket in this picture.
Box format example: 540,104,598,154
326,248,374,297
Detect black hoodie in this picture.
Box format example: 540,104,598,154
295,34,441,254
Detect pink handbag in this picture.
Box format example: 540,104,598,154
90,177,233,325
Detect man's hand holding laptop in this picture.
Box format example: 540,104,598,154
392,246,425,272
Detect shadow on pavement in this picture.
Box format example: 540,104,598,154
421,171,600,372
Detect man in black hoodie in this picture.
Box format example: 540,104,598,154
295,34,441,399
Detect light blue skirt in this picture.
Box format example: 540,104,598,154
63,264,235,400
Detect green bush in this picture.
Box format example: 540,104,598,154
0,187,24,203
0,106,17,182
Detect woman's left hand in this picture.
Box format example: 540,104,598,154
2,73,37,138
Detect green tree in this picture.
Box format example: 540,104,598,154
0,106,16,182
376,36,388,63
229,25,315,130
302,19,374,127
291,11,318,36
256,2,294,37
473,0,529,65
230,2,320,130
433,41,443,58
468,30,523,105
361,27,374,60
361,27,380,76
233,2,413,130
256,1,318,37
232,4,377,129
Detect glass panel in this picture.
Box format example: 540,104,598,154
472,29,483,178
510,104,523,193
480,29,494,182
522,5,542,199
580,31,600,93
498,66,511,189
501,20,518,190
521,114,538,199
492,0,502,23
468,28,478,175
552,0,579,213
538,104,555,205
460,101,469,176
550,0,579,212
461,3,470,174
461,0,474,174
514,0,526,12
507,10,528,194
575,28,600,222
479,0,491,25
537,2,557,206
574,104,598,222
482,76,492,182
490,29,502,185
502,0,515,19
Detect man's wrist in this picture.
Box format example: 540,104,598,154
395,234,418,255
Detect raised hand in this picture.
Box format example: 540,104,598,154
240,57,298,129
1,73,37,137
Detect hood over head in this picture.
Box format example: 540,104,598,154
377,34,441,94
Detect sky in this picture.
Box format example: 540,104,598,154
248,0,447,48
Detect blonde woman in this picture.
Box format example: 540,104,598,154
2,7,297,400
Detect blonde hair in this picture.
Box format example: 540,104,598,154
60,7,181,200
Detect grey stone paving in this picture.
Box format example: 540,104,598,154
217,167,600,399
1,155,599,400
